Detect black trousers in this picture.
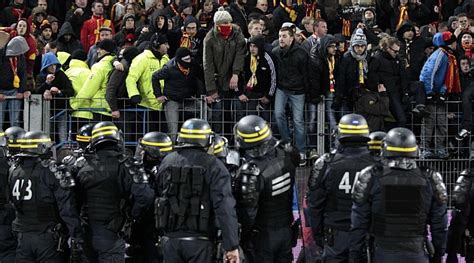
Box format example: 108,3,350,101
15,232,64,263
254,227,293,263
162,237,214,263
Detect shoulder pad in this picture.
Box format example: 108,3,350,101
352,165,378,204
424,168,448,205
453,169,472,206
308,153,331,190
238,162,261,177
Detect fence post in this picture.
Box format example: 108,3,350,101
200,95,208,120
24,94,50,133
317,99,326,156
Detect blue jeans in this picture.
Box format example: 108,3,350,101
325,92,338,132
274,88,306,153
0,89,21,127
306,103,318,148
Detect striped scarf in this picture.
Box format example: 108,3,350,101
280,2,297,22
441,48,461,94
396,5,409,30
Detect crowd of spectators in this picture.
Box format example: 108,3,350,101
0,0,472,163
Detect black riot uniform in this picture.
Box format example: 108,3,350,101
350,127,448,263
9,131,83,263
125,131,173,263
307,114,377,262
76,122,155,263
0,131,16,262
156,118,240,263
234,115,299,263
446,169,474,263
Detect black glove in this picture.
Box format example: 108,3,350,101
130,95,142,104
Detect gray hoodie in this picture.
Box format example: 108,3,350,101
6,36,29,57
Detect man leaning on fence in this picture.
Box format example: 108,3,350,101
0,36,30,128
152,47,203,140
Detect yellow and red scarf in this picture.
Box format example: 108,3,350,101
328,56,335,93
178,63,190,76
396,5,409,30
246,55,258,91
441,49,461,94
180,32,192,49
280,2,297,22
9,57,20,88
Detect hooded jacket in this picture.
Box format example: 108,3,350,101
55,22,83,54
241,35,276,98
168,16,206,62
35,52,74,109
136,9,169,49
0,38,27,92
308,35,339,100
65,59,92,120
8,19,37,75
419,33,453,96
152,58,202,101
397,22,429,81
71,54,115,116
126,49,169,110
203,24,246,94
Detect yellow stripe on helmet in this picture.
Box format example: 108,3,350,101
19,138,51,143
237,124,269,138
91,130,117,139
338,124,368,129
8,143,21,148
243,129,271,143
92,125,118,134
368,140,383,145
141,140,172,147
179,133,207,139
20,144,41,149
76,135,91,142
0,132,4,136
385,146,418,152
180,128,212,134
339,129,369,134
369,146,382,150
214,146,223,154
160,146,173,152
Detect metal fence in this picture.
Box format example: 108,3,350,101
8,95,471,206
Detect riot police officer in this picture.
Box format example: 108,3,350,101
0,131,16,262
4,126,26,158
76,121,155,262
9,131,83,262
156,118,240,263
125,131,173,263
76,123,94,150
234,115,299,262
446,169,474,263
368,131,387,160
350,127,448,263
306,113,377,262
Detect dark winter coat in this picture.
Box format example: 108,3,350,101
367,51,407,94
308,35,339,101
272,40,309,95
55,22,83,54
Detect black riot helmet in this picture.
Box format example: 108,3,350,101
19,131,53,157
89,121,122,149
213,134,229,159
139,131,173,159
382,127,418,158
76,123,94,149
368,131,387,155
337,114,370,143
176,118,214,148
234,115,275,158
5,126,26,154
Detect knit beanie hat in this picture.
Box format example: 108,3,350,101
351,28,367,46
442,31,457,45
122,46,140,63
70,49,87,61
97,39,117,53
213,7,232,25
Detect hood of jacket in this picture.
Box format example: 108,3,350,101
6,36,29,56
183,15,199,30
318,34,336,59
58,22,76,40
248,35,265,56
40,52,61,75
149,9,169,35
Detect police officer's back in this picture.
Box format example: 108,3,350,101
156,118,240,263
350,127,448,263
307,114,377,262
76,122,154,262
9,131,83,263
446,168,474,263
234,115,299,262
125,131,173,263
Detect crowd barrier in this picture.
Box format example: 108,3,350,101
3,95,471,208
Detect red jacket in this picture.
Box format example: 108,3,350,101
80,15,114,51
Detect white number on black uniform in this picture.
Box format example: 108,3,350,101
12,179,33,201
338,172,361,194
